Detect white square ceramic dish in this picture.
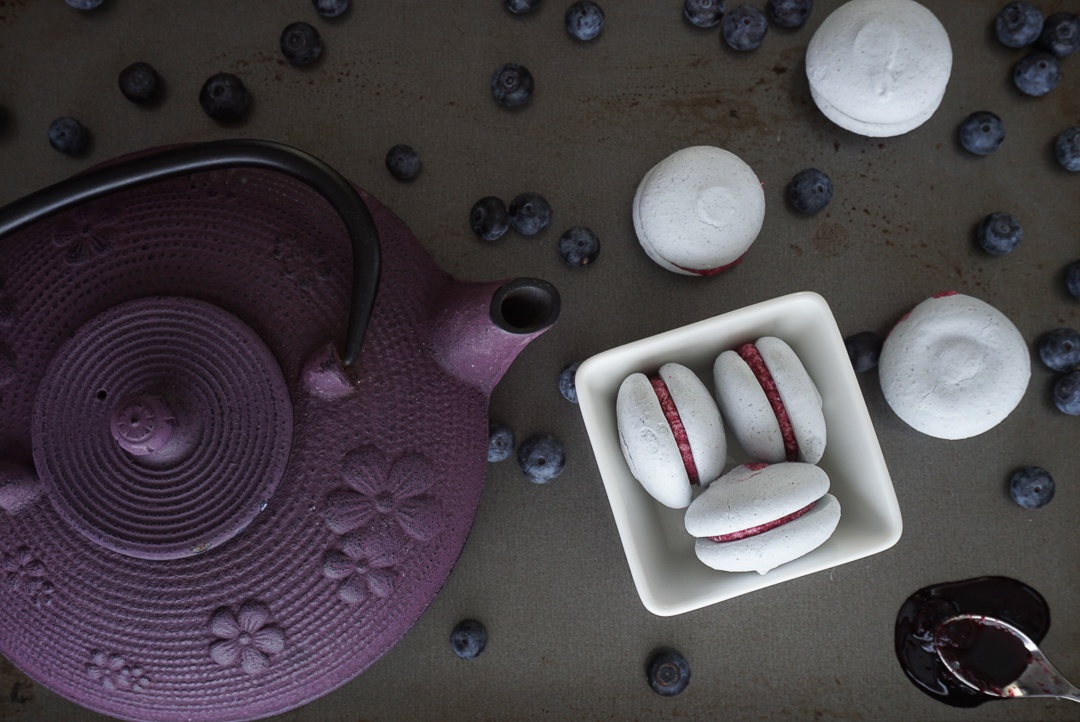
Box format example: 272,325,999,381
575,291,902,617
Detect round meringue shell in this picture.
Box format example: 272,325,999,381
632,146,765,275
684,462,830,539
878,293,1030,440
805,0,951,135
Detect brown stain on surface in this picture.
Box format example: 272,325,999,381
811,222,850,258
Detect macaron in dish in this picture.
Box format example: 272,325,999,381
713,336,826,464
632,146,765,276
878,292,1030,440
805,0,952,137
684,462,841,575
617,363,726,509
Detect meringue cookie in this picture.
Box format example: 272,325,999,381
685,462,841,575
806,0,952,137
879,292,1030,440
713,336,826,464
617,363,727,509
632,146,765,276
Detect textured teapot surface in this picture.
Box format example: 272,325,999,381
0,159,553,721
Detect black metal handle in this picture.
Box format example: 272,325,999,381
0,139,381,367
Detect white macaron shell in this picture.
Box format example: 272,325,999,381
879,294,1030,440
713,349,785,463
756,337,826,465
657,363,727,488
684,462,830,538
806,0,951,133
616,373,693,509
693,493,841,575
632,146,765,274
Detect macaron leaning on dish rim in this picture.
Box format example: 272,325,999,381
878,292,1030,440
714,336,826,464
632,146,765,276
684,462,841,575
805,0,952,137
617,363,727,509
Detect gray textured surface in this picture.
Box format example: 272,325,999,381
1,0,1079,720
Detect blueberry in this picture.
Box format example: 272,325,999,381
1067,260,1080,300
558,361,581,403
47,117,89,156
722,5,767,51
505,0,542,14
470,196,510,241
1053,369,1080,414
118,62,161,104
995,2,1043,48
199,73,249,121
508,192,552,236
1037,328,1080,372
787,168,833,215
844,331,883,373
450,619,487,659
957,111,1004,156
280,21,323,66
1009,466,1055,509
385,144,421,182
976,212,1022,256
491,63,534,108
517,434,566,483
312,0,349,18
566,1,604,41
766,0,812,29
1012,52,1061,96
558,227,600,267
684,0,724,28
1037,12,1080,57
1055,126,1080,171
647,651,691,696
64,0,104,8
488,421,515,462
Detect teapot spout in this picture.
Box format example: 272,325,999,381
430,277,560,395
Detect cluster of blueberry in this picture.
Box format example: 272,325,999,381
504,0,606,42
684,0,812,52
45,0,350,155
470,193,552,240
995,2,1079,97
470,194,600,267
966,10,1080,172
1037,327,1080,418
487,421,567,484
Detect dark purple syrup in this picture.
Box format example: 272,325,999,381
894,576,1050,707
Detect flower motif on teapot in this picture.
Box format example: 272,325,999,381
51,205,119,265
325,447,442,543
85,651,150,693
1,546,53,607
322,523,401,605
208,600,286,676
273,234,331,291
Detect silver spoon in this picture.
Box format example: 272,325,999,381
934,614,1080,703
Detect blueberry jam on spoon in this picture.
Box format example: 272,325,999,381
934,616,1033,693
894,576,1050,707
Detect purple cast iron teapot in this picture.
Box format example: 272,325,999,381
0,139,559,721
